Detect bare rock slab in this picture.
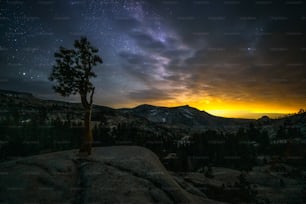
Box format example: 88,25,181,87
0,146,222,204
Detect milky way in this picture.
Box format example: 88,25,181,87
1,0,306,118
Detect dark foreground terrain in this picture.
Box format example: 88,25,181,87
0,146,305,204
0,146,223,204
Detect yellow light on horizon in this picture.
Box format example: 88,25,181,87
109,95,302,119
161,97,299,119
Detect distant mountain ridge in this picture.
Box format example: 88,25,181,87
1,89,305,128
119,104,253,127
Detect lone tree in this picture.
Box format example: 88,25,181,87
49,37,103,155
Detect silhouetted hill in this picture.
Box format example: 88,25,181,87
119,104,253,127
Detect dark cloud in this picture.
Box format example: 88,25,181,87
119,51,158,65
118,52,160,86
129,31,166,50
161,35,306,106
162,48,191,59
128,88,174,101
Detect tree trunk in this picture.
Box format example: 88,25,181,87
79,88,94,155
79,107,92,155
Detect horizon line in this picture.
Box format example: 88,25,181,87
1,89,300,120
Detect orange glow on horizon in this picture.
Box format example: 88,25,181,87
113,96,303,119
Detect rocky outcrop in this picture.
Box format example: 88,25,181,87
0,146,222,204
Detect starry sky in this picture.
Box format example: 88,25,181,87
0,0,306,118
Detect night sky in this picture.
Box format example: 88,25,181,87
1,0,306,118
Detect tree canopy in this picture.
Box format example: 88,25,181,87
49,37,102,105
